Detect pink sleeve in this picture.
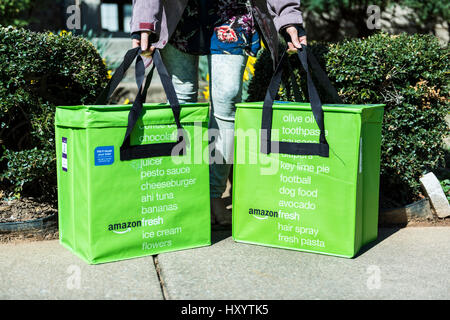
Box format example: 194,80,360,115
267,0,304,31
130,0,163,34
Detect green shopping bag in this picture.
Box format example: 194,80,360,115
232,48,384,258
55,48,211,264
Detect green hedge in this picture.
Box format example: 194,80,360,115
248,32,449,207
0,0,32,27
0,27,108,200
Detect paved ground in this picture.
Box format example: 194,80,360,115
0,241,162,300
1,227,449,300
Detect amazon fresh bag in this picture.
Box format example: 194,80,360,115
55,49,211,264
232,49,384,258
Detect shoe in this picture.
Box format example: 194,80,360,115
210,197,232,229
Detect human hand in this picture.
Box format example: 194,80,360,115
285,26,307,54
132,31,155,58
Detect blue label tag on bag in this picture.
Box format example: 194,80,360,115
275,101,291,104
95,146,114,166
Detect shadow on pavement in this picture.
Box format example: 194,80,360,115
211,229,232,245
354,227,403,258
211,227,404,255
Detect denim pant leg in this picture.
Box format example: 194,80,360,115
160,44,199,103
209,54,248,198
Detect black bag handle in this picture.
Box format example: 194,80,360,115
285,48,343,105
96,47,140,105
120,50,186,161
95,48,187,161
261,45,340,157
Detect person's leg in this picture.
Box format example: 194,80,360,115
160,43,199,103
209,54,248,224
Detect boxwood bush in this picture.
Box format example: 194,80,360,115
0,27,108,201
248,32,449,207
0,0,32,27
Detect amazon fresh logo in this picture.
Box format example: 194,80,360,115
108,220,141,234
248,208,279,220
107,217,164,234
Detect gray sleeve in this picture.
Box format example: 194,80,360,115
130,0,162,34
266,0,304,31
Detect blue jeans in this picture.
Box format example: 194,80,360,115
160,44,248,198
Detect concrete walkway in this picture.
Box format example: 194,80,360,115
0,241,162,300
1,227,449,300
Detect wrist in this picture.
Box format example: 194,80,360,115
130,31,159,43
281,24,306,43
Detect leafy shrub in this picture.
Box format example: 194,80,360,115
80,25,120,70
0,27,108,201
441,179,450,202
399,0,450,29
0,0,33,27
247,32,449,207
302,0,449,40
